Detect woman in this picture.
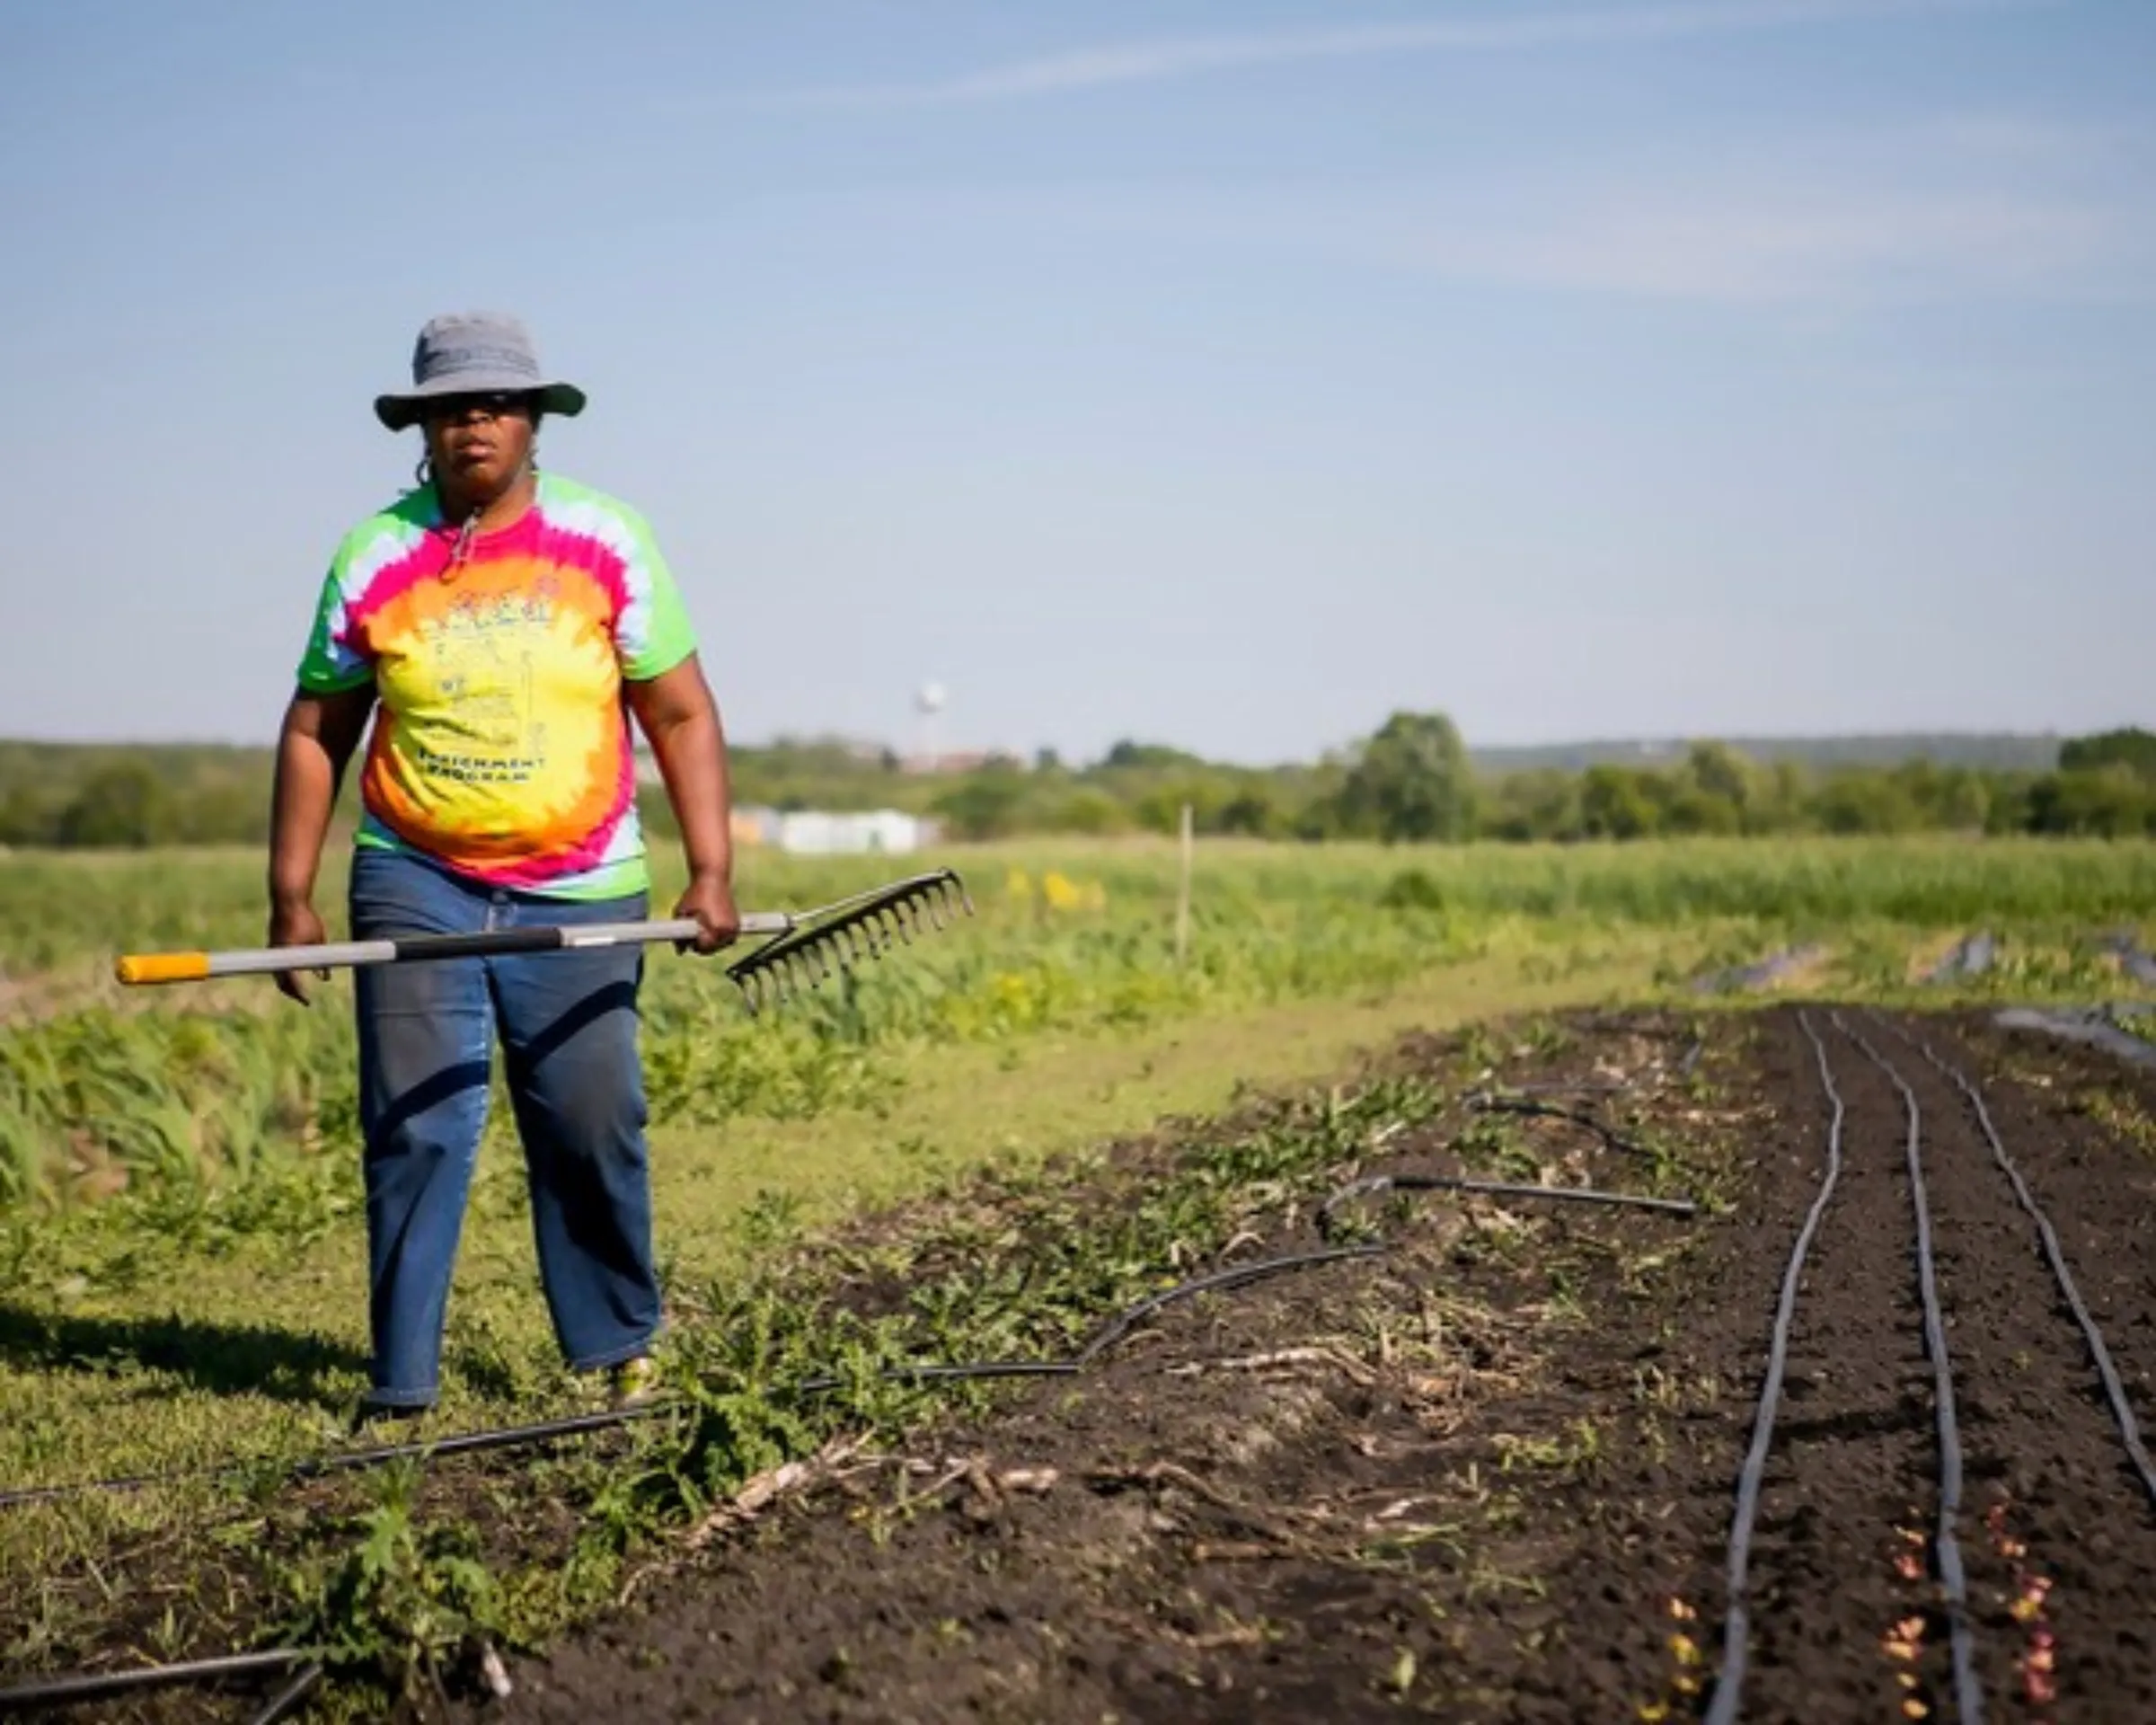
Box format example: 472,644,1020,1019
267,311,739,1421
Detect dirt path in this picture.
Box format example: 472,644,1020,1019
452,1006,2156,1725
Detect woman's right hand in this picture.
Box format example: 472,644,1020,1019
269,898,330,1005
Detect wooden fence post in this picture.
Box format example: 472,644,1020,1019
1175,802,1193,967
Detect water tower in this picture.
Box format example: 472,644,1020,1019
914,680,947,771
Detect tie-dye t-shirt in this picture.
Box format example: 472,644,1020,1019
295,473,696,900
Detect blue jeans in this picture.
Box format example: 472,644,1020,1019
349,847,661,1408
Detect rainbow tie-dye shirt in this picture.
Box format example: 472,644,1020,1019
295,473,696,900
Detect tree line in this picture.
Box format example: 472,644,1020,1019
1,723,2151,851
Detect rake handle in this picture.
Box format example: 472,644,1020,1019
115,913,795,986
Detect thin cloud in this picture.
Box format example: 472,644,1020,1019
765,0,2050,108
1406,185,2125,305
834,110,2147,310
1126,175,2137,307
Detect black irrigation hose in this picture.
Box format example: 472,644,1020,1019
1878,1014,2156,1512
0,1650,306,1715
248,1662,323,1725
291,1402,678,1483
0,1404,683,1514
1463,1093,1666,1162
1705,1008,1845,1725
0,1467,177,1513
1068,1244,1386,1368
1837,1012,1984,1725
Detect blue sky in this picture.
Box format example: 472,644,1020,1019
1,0,2149,765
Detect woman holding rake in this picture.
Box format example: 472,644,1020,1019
266,312,739,1425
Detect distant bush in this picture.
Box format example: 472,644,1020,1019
1379,867,1447,912
0,724,2144,851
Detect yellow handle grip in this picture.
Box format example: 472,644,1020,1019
114,952,212,986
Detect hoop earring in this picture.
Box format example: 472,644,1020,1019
413,454,433,488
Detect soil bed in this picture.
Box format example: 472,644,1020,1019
468,1007,2156,1724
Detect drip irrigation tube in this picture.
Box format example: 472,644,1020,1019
248,1662,323,1725
1705,1008,1845,1725
1837,1013,1984,1725
0,1650,305,1714
1463,1094,1664,1162
1879,1015,2156,1512
1070,1244,1385,1368
0,1404,682,1514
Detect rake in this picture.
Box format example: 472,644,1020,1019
113,868,973,1015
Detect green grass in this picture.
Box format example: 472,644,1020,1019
2,836,2150,1212
5,834,2156,983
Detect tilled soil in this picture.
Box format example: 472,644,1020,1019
464,1007,2156,1724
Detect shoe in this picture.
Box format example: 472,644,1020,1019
609,1356,663,1409
349,1399,431,1439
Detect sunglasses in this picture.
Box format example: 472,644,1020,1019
420,392,537,425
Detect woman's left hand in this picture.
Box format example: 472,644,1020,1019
674,869,742,954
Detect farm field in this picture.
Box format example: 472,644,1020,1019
0,836,2153,1719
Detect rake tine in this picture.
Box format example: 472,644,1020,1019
719,867,970,1016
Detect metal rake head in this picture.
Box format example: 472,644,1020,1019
724,868,973,1014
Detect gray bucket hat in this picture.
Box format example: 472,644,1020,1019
374,311,588,431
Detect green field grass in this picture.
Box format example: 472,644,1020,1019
2,834,2152,1213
